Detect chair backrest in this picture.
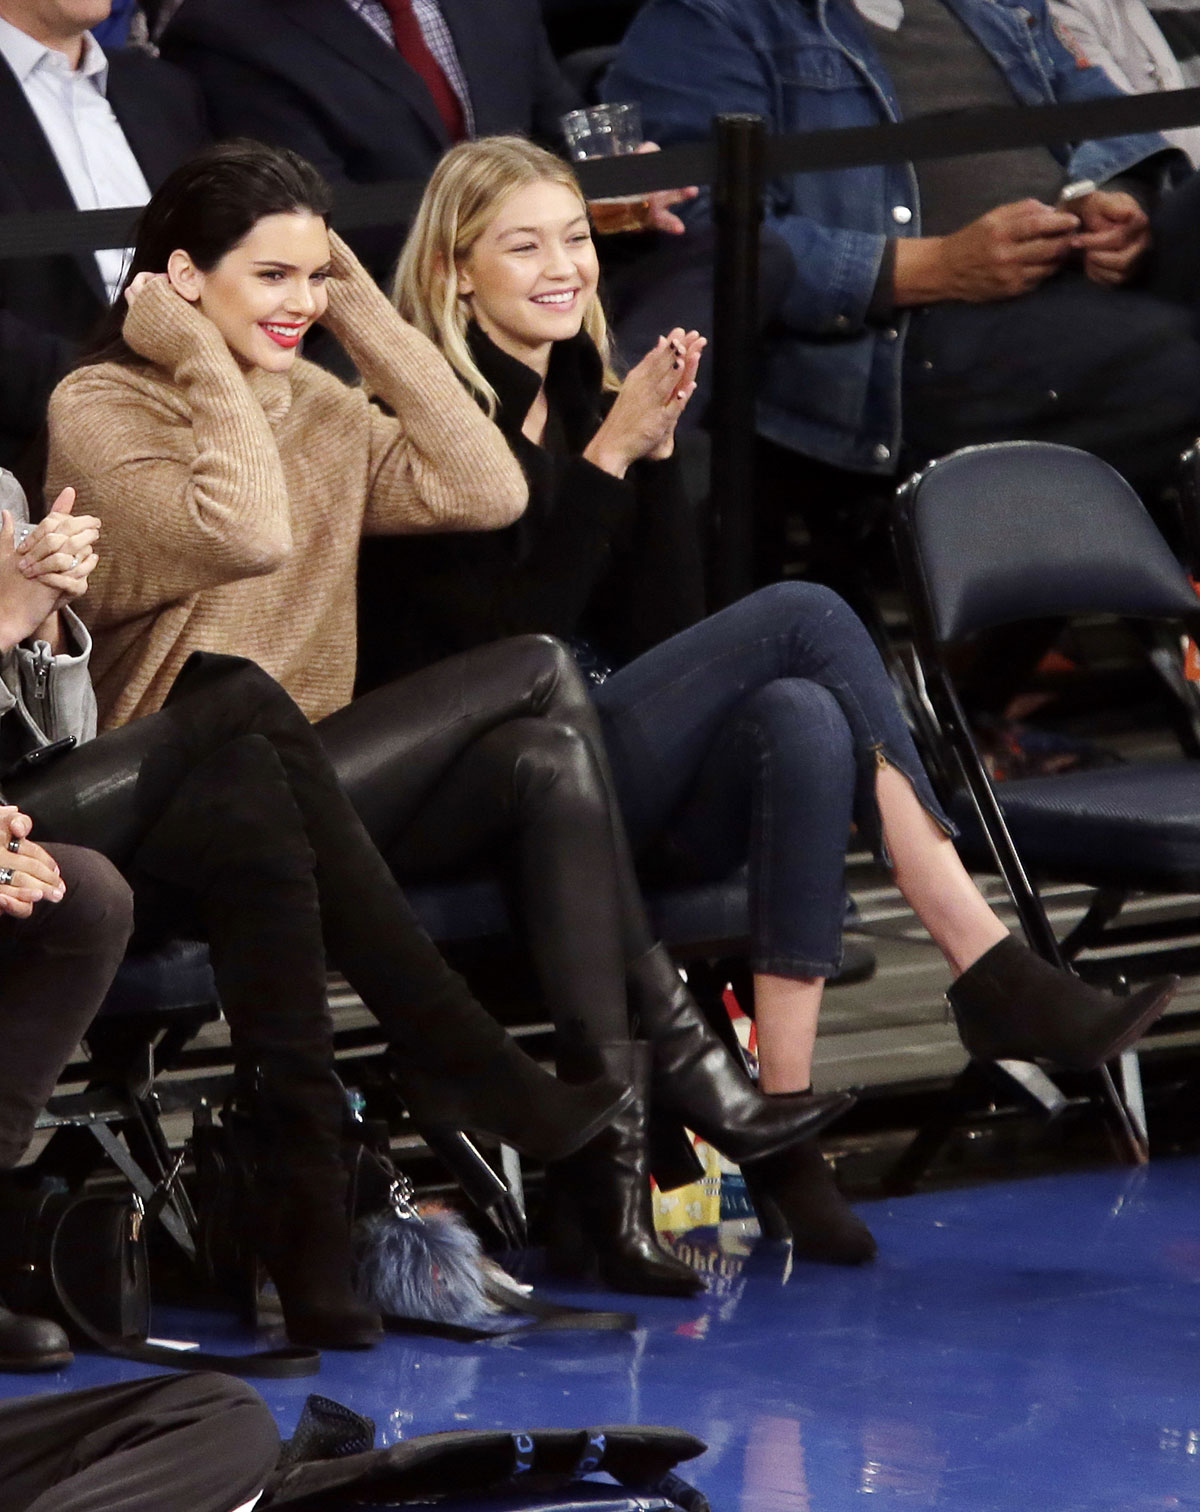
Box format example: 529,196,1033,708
897,441,1200,644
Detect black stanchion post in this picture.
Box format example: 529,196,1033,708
711,112,766,608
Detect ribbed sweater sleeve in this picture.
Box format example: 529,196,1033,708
48,280,293,620
320,234,528,536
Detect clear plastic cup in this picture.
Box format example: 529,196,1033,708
561,102,650,233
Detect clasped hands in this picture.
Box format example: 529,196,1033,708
0,806,64,917
0,488,100,653
583,327,706,478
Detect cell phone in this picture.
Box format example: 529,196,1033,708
1058,179,1096,205
3,737,77,781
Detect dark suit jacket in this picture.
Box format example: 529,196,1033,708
162,0,581,277
0,46,207,476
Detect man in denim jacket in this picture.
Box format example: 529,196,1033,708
608,0,1200,490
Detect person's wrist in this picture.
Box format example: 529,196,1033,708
0,609,28,654
583,435,632,479
893,235,952,305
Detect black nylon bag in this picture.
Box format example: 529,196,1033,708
265,1421,710,1510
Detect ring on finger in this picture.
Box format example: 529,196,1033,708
6,839,19,854
0,868,15,886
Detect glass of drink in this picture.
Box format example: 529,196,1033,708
561,102,651,234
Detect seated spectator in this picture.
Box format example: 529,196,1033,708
0,0,206,483
1051,0,1200,166
0,480,637,1341
387,135,1179,1264
44,140,849,1299
608,0,1200,496
0,469,133,1372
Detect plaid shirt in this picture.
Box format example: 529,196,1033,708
342,0,475,135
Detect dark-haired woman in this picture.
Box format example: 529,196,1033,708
388,135,1180,1264
0,482,634,1350
45,140,849,1299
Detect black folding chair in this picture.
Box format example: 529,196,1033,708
889,440,1200,1183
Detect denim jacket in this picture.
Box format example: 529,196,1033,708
607,0,1180,471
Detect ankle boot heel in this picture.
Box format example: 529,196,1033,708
257,1194,384,1350
947,937,1177,1071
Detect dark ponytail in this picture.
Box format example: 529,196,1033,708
80,138,333,368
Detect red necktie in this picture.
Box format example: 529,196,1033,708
379,0,466,142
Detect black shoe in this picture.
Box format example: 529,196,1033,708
742,1141,877,1266
947,937,1177,1072
387,1042,633,1165
0,1301,72,1371
547,1041,705,1299
628,945,854,1164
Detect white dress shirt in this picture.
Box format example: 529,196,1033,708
0,14,149,300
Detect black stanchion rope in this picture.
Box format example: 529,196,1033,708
7,85,1200,260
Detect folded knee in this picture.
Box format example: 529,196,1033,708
509,720,603,803
737,679,854,759
47,847,134,951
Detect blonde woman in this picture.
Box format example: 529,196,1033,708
44,139,851,1301
388,135,1177,1265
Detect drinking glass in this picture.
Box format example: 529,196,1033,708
561,102,650,234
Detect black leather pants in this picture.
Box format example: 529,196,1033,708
9,637,651,1049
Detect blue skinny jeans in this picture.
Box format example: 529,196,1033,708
592,582,952,978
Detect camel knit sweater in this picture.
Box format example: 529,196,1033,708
46,242,528,728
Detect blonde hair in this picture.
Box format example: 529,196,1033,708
392,135,620,417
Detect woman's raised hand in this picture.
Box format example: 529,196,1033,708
123,270,171,307
320,228,377,326
583,328,707,477
16,489,101,603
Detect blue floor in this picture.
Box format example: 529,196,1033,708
10,1156,1200,1510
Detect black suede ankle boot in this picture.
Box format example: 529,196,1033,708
627,945,854,1163
742,1140,878,1266
946,937,1177,1071
546,1042,704,1298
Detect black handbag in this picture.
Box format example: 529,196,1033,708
0,1176,320,1379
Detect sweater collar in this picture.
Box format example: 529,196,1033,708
247,366,295,428
466,322,605,446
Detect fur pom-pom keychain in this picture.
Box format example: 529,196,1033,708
353,1198,531,1336
350,1168,635,1340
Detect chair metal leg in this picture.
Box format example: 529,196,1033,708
882,1058,1068,1196
1097,1057,1149,1164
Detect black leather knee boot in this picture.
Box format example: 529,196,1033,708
627,945,855,1163
546,1042,705,1298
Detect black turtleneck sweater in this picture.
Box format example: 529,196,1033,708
356,323,707,689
